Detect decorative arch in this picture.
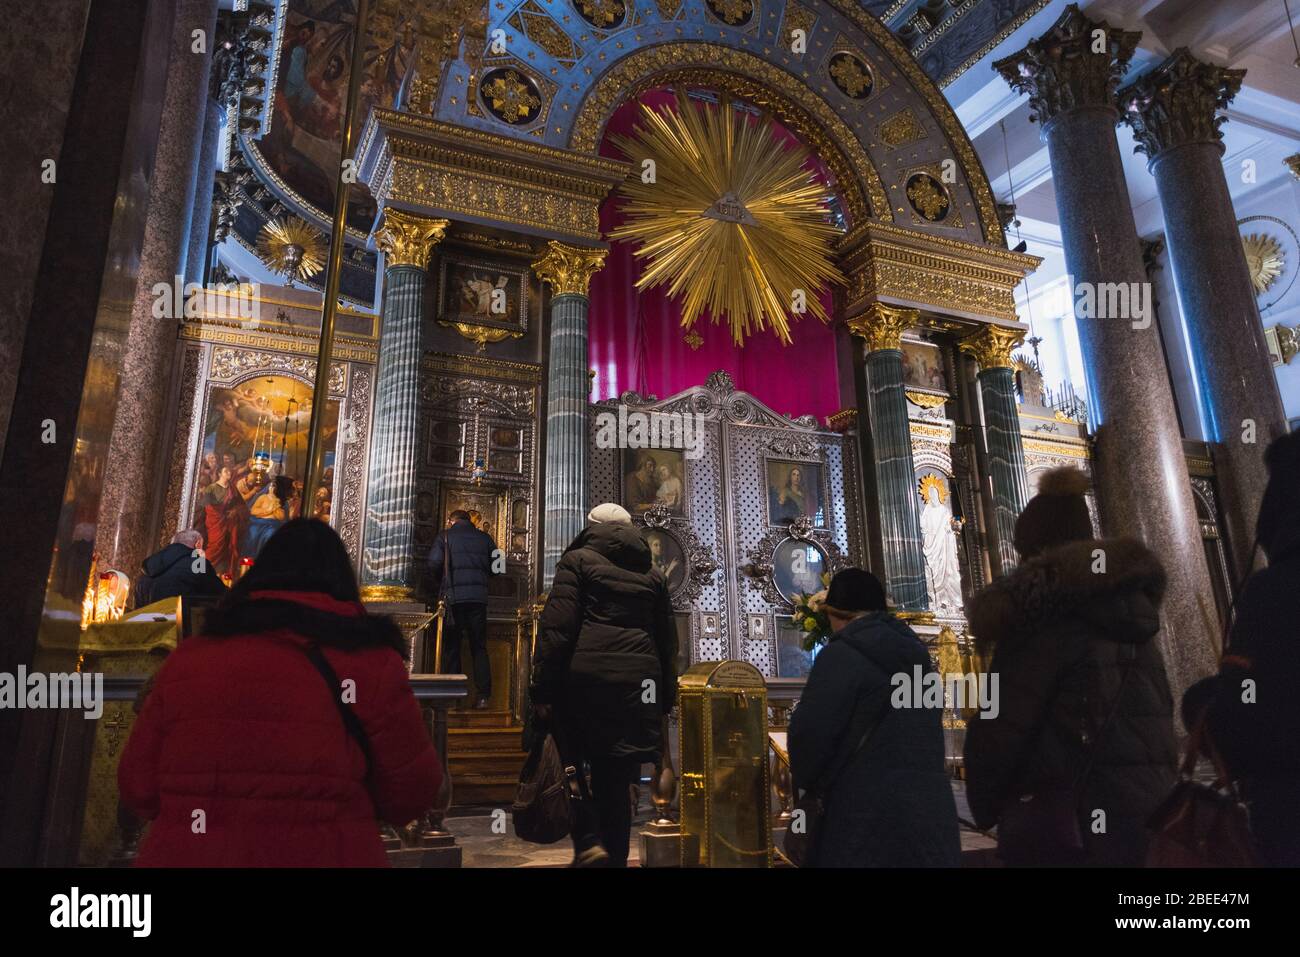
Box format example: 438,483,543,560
568,44,887,227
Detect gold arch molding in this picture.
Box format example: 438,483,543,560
568,44,886,228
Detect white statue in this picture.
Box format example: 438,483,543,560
919,475,964,614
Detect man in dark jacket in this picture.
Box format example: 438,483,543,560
428,510,498,708
531,503,677,867
789,568,961,867
964,467,1177,867
1183,431,1300,866
135,529,227,608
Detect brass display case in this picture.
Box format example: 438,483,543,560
677,660,772,868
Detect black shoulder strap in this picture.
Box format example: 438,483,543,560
302,643,373,778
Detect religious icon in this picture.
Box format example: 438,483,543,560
621,448,687,517
765,459,826,528
439,257,529,332
901,340,947,392
772,539,828,606
194,375,338,578
917,470,964,614
642,527,687,594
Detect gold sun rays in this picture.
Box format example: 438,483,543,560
608,92,843,346
256,217,326,284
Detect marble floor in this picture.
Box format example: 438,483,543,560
445,779,997,868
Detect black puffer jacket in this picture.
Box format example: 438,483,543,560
964,537,1177,867
1183,434,1300,866
789,612,961,867
532,523,677,761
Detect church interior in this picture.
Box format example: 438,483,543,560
1,0,1296,872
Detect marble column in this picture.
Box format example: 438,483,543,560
533,241,607,589
94,0,220,576
995,5,1219,700
960,324,1031,576
1120,50,1287,582
847,303,928,610
360,211,449,601
184,96,224,286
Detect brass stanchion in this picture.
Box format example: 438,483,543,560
302,0,372,508
433,599,446,674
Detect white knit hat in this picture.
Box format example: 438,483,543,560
587,502,633,525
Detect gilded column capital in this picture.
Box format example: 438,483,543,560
1118,49,1244,162
532,241,607,298
959,324,1025,370
374,209,449,270
845,302,917,353
993,4,1139,128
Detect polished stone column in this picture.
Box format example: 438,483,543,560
184,97,224,286
996,5,1219,700
1120,50,1288,581
360,211,449,601
94,0,220,575
533,241,607,588
847,303,928,610
960,325,1031,576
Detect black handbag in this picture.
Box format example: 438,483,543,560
512,719,590,844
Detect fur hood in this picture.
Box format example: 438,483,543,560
968,537,1166,649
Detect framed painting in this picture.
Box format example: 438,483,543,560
621,447,687,518
437,255,530,335
901,339,948,393
764,458,828,529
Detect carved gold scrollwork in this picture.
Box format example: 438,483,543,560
532,241,608,297
374,210,449,270
845,302,918,353
958,323,1025,370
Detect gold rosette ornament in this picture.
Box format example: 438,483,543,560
608,92,843,346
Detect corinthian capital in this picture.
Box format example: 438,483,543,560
993,3,1140,128
958,324,1025,370
532,241,607,298
1118,49,1245,162
846,302,917,353
374,210,449,270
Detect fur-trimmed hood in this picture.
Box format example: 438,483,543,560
968,537,1167,649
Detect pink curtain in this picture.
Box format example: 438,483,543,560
586,91,844,423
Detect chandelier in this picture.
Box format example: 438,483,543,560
608,92,843,346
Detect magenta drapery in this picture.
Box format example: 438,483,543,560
586,91,844,423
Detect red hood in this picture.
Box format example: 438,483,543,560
246,590,366,618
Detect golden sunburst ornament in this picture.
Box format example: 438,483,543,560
608,92,843,346
256,217,326,285
918,473,947,505
1242,233,1284,295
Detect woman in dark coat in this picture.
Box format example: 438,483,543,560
531,503,677,867
1183,431,1300,866
118,519,442,867
963,467,1177,867
789,568,961,867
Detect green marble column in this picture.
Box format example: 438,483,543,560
534,241,607,589
960,324,1030,575
849,303,928,610
360,210,448,602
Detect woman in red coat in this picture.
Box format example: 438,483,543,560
118,518,442,867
